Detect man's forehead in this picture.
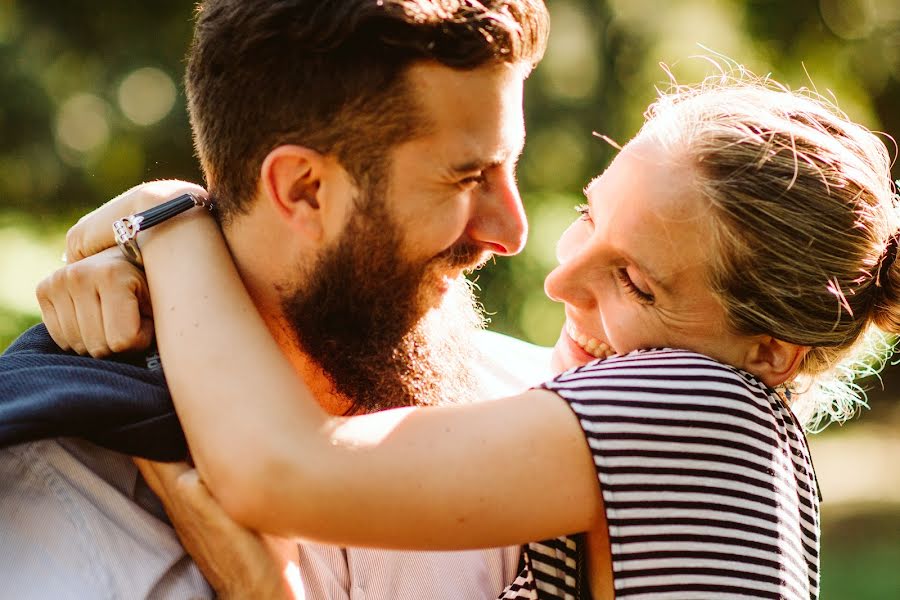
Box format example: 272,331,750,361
406,62,526,129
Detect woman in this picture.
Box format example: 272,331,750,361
43,74,899,600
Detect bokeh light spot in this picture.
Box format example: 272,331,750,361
820,0,876,40
528,197,582,271
55,93,110,155
118,67,177,126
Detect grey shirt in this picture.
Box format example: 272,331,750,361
0,331,553,599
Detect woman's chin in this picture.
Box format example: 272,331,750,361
550,349,567,376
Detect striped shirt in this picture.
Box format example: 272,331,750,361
499,349,820,600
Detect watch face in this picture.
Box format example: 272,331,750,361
116,237,143,267
113,215,142,242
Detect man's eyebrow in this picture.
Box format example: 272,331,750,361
450,140,526,174
449,157,502,174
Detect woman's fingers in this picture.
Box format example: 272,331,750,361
36,267,88,354
35,293,66,351
99,260,154,354
36,248,154,357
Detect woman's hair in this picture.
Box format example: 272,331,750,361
640,66,898,430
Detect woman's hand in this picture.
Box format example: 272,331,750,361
134,459,302,600
35,180,206,356
65,180,206,263
36,247,154,357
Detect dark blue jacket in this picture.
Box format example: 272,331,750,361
0,324,187,460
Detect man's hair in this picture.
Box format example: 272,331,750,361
186,0,549,220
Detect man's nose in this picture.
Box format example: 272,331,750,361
465,169,527,256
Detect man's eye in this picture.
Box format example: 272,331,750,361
459,173,486,187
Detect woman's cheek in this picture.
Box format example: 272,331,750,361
599,299,642,354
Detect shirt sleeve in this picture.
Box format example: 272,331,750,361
540,348,819,600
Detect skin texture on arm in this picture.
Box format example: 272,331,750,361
138,213,603,550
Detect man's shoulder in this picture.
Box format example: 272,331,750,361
0,439,128,595
0,324,186,460
3,323,161,373
0,439,212,599
472,329,554,398
3,322,55,355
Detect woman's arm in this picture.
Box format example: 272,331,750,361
140,212,601,549
42,185,602,550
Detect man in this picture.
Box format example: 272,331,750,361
0,1,551,598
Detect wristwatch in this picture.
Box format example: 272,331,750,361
113,192,213,267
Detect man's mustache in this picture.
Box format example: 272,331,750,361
432,242,492,273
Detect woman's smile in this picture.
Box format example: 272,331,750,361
565,320,614,360
552,320,616,372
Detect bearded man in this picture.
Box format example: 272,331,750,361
0,1,552,598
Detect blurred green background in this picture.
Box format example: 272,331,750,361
1,1,898,597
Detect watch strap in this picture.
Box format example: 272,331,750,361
137,192,206,230
112,192,212,267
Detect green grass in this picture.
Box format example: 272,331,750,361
0,306,39,352
0,216,64,352
820,506,900,599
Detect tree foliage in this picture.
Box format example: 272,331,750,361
1,0,898,346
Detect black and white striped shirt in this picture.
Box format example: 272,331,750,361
499,349,820,600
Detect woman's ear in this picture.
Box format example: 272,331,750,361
259,145,327,243
743,336,810,388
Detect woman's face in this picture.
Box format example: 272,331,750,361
545,135,755,374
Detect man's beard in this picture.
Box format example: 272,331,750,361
280,196,489,414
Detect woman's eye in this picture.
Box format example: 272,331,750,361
575,203,592,221
615,268,655,304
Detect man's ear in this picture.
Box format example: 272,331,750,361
259,145,327,243
743,336,810,388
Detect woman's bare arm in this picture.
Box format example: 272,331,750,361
75,208,604,549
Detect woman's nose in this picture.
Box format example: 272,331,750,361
544,254,595,311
